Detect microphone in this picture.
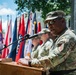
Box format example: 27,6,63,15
29,34,38,39
23,34,30,39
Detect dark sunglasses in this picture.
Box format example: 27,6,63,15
32,37,40,40
47,20,56,26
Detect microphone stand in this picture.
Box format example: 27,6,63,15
0,34,30,57
0,33,38,60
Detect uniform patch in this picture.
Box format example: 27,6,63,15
58,43,64,52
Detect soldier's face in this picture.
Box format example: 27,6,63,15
32,38,40,45
47,18,65,36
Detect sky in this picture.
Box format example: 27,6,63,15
0,0,43,33
0,0,17,32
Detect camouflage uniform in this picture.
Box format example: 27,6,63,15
31,45,40,59
31,29,76,75
31,28,52,59
31,39,53,59
38,39,53,58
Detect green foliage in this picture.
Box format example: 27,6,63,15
14,0,71,19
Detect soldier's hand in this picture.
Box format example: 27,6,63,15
25,56,31,60
17,58,29,66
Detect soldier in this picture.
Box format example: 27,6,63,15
17,28,53,66
18,28,53,59
42,10,76,75
18,10,76,75
31,36,41,59
25,28,53,59
37,28,53,58
18,36,41,61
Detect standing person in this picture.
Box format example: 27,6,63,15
37,28,53,58
31,28,53,59
18,10,76,75
31,36,41,59
17,36,41,64
43,10,76,75
18,28,53,65
20,36,41,60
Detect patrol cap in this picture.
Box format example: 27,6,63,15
45,10,65,23
38,28,50,35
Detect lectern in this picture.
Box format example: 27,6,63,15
0,62,46,75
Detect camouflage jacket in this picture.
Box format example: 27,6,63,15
31,39,53,59
38,39,53,58
31,45,40,59
31,29,76,75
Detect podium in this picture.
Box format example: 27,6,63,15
0,62,46,75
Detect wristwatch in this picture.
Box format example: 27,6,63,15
28,61,32,67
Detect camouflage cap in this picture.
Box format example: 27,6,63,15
45,10,65,23
38,28,50,35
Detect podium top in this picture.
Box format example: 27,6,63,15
0,61,46,75
0,61,45,72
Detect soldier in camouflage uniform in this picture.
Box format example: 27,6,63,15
17,36,41,64
37,28,53,58
18,28,53,63
31,28,53,59
18,10,76,75
31,36,41,59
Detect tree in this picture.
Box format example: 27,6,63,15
14,0,71,19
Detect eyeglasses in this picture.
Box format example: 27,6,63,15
39,33,47,37
39,34,43,36
32,37,40,40
47,20,55,26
